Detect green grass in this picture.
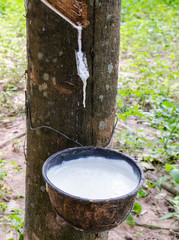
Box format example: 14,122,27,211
119,0,179,224
0,0,26,119
0,3,25,235
117,0,179,163
120,0,178,100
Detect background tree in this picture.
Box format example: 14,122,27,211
24,0,121,239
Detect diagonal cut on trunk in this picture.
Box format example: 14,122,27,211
40,0,87,29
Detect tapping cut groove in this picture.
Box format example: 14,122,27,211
41,0,87,28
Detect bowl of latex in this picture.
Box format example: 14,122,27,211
42,147,144,232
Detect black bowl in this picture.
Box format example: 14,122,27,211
42,147,144,232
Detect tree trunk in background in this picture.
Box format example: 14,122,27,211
24,0,121,239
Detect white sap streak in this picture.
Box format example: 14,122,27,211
78,27,82,52
82,80,87,107
47,156,139,200
75,27,89,108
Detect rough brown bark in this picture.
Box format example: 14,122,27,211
24,0,121,239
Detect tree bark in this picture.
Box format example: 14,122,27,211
24,0,121,239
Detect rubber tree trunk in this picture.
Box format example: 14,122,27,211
24,0,121,239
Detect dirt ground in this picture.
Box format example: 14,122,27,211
0,93,178,240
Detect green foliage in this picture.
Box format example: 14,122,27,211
164,163,179,184
118,0,179,158
160,196,179,220
8,209,24,240
0,2,25,238
120,0,179,226
126,190,145,226
171,196,179,207
170,168,179,184
0,152,24,239
165,163,175,172
0,204,24,240
0,202,8,232
0,170,7,181
126,215,135,227
0,0,26,118
0,159,7,181
0,202,8,212
118,0,179,160
156,176,167,190
137,189,147,198
133,202,142,214
121,0,179,56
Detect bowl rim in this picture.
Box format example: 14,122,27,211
42,146,144,202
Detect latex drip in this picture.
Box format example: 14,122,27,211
75,26,89,107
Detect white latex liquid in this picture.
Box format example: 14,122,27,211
75,27,89,107
47,156,139,199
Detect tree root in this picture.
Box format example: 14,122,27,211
0,132,25,149
145,171,179,196
135,221,179,232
